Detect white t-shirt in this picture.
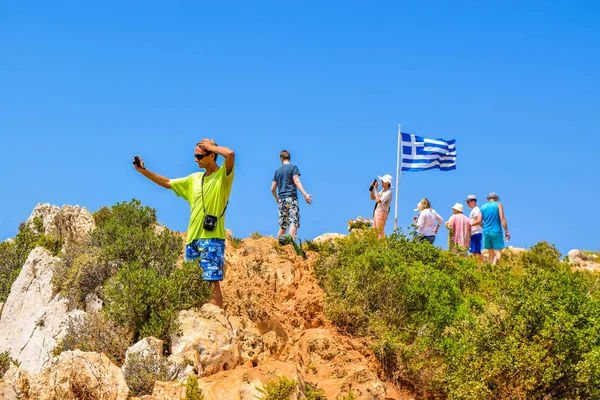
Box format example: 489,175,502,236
470,206,483,235
377,189,392,212
416,208,444,236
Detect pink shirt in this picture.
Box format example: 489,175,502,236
448,213,472,248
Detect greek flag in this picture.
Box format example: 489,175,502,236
401,133,456,171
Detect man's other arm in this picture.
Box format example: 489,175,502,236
134,157,171,189
293,175,313,204
271,181,279,202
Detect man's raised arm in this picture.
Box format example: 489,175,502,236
133,156,171,189
199,139,235,175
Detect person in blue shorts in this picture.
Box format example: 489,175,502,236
466,194,483,262
480,192,511,265
133,138,235,308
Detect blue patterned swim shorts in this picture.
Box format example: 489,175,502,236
184,238,225,281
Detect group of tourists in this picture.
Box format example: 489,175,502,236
132,141,510,308
369,174,510,265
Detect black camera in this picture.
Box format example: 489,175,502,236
133,155,141,168
203,214,218,231
368,179,377,192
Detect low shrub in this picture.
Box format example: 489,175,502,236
53,313,131,365
304,383,326,400
249,232,263,240
103,260,212,343
257,375,297,400
0,217,62,302
229,237,244,249
52,244,111,309
185,375,204,400
0,351,18,379
123,352,171,397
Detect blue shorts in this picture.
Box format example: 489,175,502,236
185,238,225,281
483,232,504,250
470,233,483,254
420,235,435,244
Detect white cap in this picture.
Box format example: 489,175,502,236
378,174,393,187
452,203,464,213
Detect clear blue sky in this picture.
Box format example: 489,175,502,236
1,1,599,255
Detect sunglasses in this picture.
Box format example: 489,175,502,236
194,153,212,160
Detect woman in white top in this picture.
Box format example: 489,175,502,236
413,198,444,244
370,174,393,238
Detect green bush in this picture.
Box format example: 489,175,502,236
52,245,110,309
315,230,600,398
185,375,204,400
123,352,171,397
304,383,326,400
53,313,131,365
103,260,212,343
230,237,243,249
90,200,182,275
53,199,184,310
257,375,297,400
0,217,62,302
0,351,18,379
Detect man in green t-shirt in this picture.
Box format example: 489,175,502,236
133,138,235,308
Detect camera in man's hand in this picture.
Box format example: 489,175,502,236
368,179,377,192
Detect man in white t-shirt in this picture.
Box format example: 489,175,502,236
466,194,483,261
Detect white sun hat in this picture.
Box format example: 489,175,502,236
452,203,464,213
378,174,393,187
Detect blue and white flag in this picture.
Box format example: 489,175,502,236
401,133,456,171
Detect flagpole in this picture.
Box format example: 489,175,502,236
394,124,402,231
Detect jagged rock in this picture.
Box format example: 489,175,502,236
169,304,264,377
85,291,103,313
27,203,95,244
28,350,128,399
0,247,70,373
0,351,128,399
126,337,164,360
226,228,233,241
312,232,346,243
292,329,387,400
153,381,186,399
0,363,21,400
568,249,600,272
197,360,304,400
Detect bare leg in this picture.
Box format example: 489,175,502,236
209,281,223,308
289,225,298,237
491,250,502,265
277,228,286,237
477,253,484,263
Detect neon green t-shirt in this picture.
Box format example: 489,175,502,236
170,164,234,243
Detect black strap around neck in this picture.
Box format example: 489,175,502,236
201,174,228,219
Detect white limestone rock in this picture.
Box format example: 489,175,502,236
0,247,69,373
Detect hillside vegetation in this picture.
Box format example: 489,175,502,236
2,200,599,399
311,231,600,399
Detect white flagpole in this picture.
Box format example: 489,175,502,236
394,124,402,231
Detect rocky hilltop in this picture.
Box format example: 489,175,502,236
0,204,404,399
